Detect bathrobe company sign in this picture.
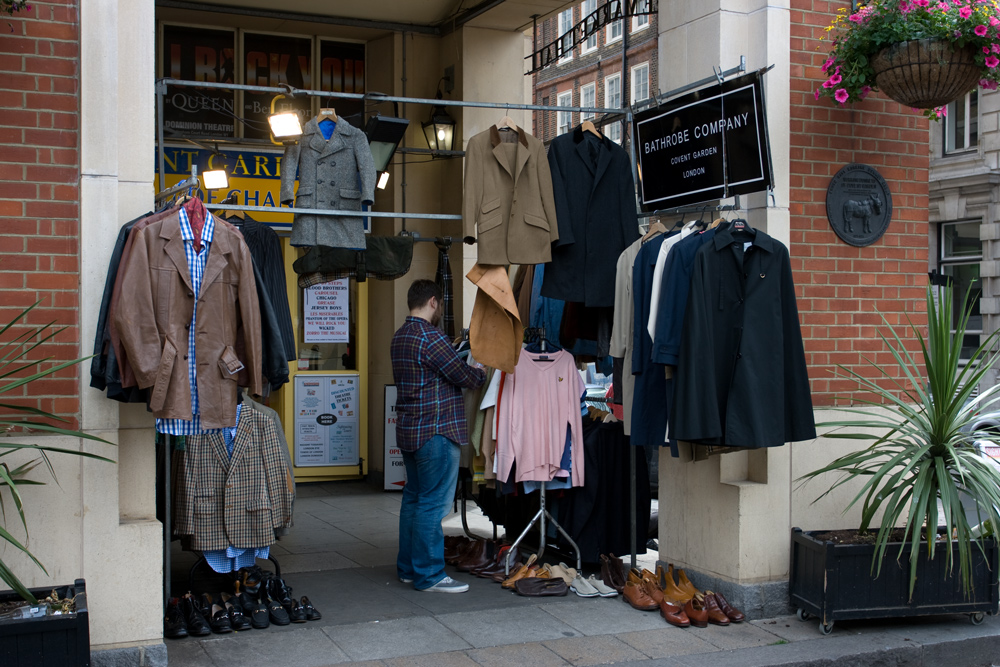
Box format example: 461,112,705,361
633,72,772,210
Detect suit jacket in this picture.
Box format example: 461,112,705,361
174,402,294,551
113,208,262,429
672,226,817,448
281,117,376,250
463,125,558,266
542,126,640,308
629,234,669,448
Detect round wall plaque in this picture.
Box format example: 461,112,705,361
825,163,893,247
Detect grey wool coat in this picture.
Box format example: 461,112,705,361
281,117,376,250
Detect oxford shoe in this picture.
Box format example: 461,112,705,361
700,592,730,626
659,599,690,628
711,591,745,623
623,579,659,611
684,597,709,628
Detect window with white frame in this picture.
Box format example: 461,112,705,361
606,0,622,43
580,83,596,122
631,62,650,103
632,0,650,31
939,220,983,360
605,74,622,143
559,9,574,63
557,90,573,135
944,91,979,154
581,0,598,53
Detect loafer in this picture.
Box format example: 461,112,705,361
180,594,210,637
164,598,188,639
208,603,233,634
569,574,600,598
220,593,252,632
711,591,745,623
301,596,322,621
514,577,568,597
238,591,269,629
659,600,691,628
288,597,308,623
264,594,291,625
587,574,618,597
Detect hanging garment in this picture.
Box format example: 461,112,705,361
226,214,296,363
293,235,414,285
672,226,817,448
542,126,640,308
463,125,559,266
243,396,295,536
114,201,262,430
609,238,643,436
495,349,586,485
629,234,669,448
435,239,455,339
174,401,294,551
467,264,523,373
281,117,376,250
647,220,700,341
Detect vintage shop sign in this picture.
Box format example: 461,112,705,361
527,0,658,74
633,72,773,210
825,163,893,247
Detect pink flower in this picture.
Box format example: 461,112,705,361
913,0,929,6
992,43,1000,52
834,89,850,104
936,106,948,119
941,2,953,10
814,89,821,101
960,5,973,16
987,55,1000,67
848,12,864,22
900,0,913,10
991,17,1000,26
976,24,989,36
860,85,872,99
821,57,835,73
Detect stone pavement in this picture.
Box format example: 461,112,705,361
165,482,1000,666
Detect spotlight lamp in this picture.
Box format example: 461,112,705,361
202,169,229,190
364,114,410,172
269,93,303,145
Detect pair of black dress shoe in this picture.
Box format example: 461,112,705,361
165,595,211,638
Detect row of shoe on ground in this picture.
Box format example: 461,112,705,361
602,555,745,629
445,537,618,597
164,566,322,638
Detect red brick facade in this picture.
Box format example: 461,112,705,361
790,0,930,405
0,1,81,425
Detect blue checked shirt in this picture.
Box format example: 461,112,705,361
390,316,486,452
155,209,219,436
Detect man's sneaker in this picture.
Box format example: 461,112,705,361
421,576,469,593
398,577,413,584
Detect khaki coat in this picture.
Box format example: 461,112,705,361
467,263,522,374
463,126,558,266
114,210,262,429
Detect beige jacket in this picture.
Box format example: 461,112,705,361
114,210,262,429
467,263,523,374
463,126,559,266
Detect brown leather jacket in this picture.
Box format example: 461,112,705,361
114,210,262,429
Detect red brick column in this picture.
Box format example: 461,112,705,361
790,0,929,405
0,1,81,425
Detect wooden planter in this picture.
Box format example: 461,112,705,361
789,528,999,635
871,38,981,109
0,579,90,666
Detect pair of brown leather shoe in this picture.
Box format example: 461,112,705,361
444,536,474,564
453,539,499,572
501,554,548,589
599,553,626,593
682,592,731,627
623,569,660,611
706,590,745,623
659,563,697,604
472,545,521,579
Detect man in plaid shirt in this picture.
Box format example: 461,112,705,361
391,280,486,593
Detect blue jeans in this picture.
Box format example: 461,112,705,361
397,435,459,590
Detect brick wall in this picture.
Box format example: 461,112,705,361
790,0,929,405
0,1,81,426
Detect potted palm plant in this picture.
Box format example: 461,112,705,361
0,302,115,665
792,285,1000,634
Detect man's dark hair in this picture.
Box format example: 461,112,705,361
407,279,442,311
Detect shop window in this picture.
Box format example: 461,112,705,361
581,83,596,123
581,0,598,54
559,9,575,63
631,62,650,104
939,220,983,360
605,74,622,143
607,0,623,43
944,91,979,154
557,91,573,135
632,0,651,32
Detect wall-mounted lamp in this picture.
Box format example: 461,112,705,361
202,169,229,190
422,91,456,154
269,92,303,145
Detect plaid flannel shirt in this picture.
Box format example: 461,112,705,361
391,316,486,452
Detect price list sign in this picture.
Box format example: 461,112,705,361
303,280,350,343
294,375,360,467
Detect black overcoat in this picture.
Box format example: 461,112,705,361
671,225,816,448
541,127,639,308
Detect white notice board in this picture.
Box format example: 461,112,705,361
303,280,350,343
294,374,360,467
384,385,405,490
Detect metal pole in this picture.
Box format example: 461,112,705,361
157,82,166,193
401,31,408,231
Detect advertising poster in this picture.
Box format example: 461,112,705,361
161,25,236,139
318,40,366,123
384,385,405,490
294,375,360,467
303,280,350,343
243,33,313,142
633,72,772,210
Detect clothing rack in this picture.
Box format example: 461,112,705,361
154,173,200,204
638,195,743,220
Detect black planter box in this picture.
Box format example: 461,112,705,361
790,528,999,632
0,578,90,666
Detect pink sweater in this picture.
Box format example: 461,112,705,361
496,349,585,485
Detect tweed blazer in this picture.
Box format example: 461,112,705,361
113,208,262,429
463,125,559,266
281,117,376,250
174,402,294,551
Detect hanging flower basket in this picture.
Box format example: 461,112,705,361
871,39,981,109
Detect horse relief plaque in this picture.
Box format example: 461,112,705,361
825,163,893,247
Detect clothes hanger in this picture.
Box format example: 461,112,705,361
729,216,757,240
318,107,338,122
642,220,667,242
220,192,244,221
580,120,601,137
